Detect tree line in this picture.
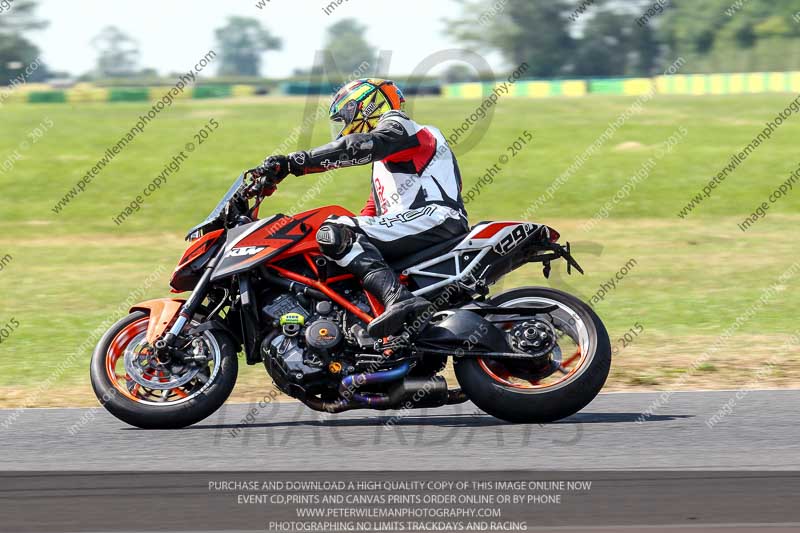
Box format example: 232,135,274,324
0,1,375,85
446,0,800,78
3,0,800,86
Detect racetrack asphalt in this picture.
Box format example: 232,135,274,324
1,389,798,471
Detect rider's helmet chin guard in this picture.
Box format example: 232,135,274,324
329,78,405,140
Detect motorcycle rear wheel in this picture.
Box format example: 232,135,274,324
454,287,611,423
90,311,238,429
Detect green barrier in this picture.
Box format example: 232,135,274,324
28,91,66,104
588,79,626,95
443,84,461,98
281,82,340,95
109,88,149,102
193,85,233,99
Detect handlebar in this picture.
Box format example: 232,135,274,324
186,166,282,240
242,164,281,199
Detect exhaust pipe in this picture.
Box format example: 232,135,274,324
302,362,412,413
301,397,359,413
301,363,467,412
338,362,412,398
387,376,448,408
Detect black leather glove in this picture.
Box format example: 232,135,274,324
257,177,278,197
260,155,290,181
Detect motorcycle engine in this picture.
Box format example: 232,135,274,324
261,294,346,396
305,319,342,353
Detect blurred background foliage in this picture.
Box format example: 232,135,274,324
5,0,800,86
447,0,800,77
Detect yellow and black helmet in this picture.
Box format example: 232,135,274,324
329,78,405,139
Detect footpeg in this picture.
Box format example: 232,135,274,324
374,332,412,353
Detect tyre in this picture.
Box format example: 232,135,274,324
90,311,238,429
454,287,611,423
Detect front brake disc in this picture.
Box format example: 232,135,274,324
123,334,200,390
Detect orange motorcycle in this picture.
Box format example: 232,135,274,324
90,169,610,429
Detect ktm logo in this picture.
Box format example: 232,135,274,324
227,246,265,257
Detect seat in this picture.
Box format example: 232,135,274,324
390,233,467,272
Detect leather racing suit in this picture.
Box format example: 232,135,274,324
285,110,469,336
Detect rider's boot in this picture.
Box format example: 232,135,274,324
361,267,430,338
316,222,430,338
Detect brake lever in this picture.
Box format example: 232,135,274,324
239,169,261,199
242,164,281,199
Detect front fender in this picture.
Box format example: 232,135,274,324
130,298,186,345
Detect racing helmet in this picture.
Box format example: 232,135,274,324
329,78,405,140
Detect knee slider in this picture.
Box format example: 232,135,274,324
316,222,353,259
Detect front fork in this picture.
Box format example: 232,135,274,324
156,246,226,352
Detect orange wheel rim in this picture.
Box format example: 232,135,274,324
104,317,197,404
105,318,149,402
478,346,585,390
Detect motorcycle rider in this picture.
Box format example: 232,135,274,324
257,78,469,338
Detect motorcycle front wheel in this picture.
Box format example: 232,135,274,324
454,287,611,423
89,311,238,429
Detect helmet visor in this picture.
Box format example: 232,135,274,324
330,100,359,140
330,118,346,141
